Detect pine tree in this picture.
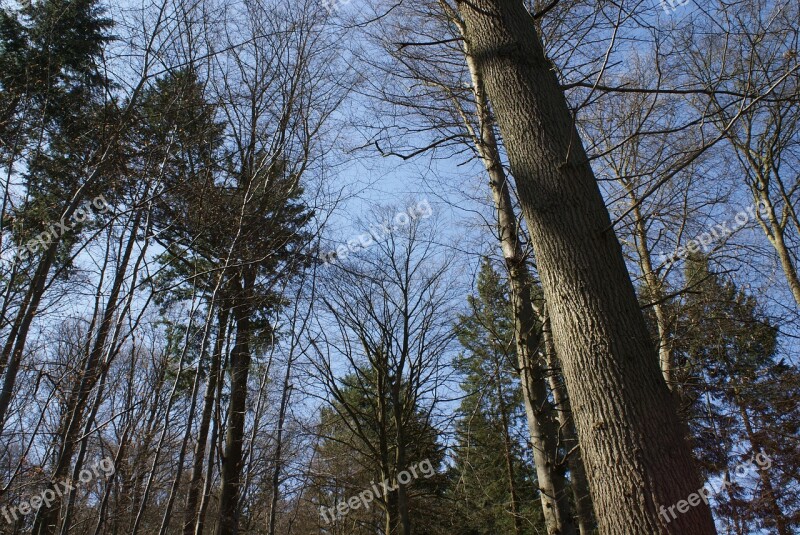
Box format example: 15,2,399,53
673,255,799,534
310,375,448,535
0,0,117,450
139,68,315,535
449,259,546,535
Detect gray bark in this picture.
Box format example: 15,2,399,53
453,1,716,532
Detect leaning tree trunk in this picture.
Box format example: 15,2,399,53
32,208,143,535
453,1,716,533
451,12,578,532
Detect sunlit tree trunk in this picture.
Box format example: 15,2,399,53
453,1,715,532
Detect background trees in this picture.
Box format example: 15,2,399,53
0,0,798,534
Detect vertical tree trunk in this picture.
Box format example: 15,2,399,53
267,359,293,535
391,380,412,535
736,405,791,535
540,309,596,534
453,1,716,533
217,281,253,535
184,307,229,535
620,184,676,388
495,362,525,535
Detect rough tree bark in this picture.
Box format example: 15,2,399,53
453,1,717,533
449,11,578,532
216,273,254,535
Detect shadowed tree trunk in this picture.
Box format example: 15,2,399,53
217,275,254,535
452,0,716,532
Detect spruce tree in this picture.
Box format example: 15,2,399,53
674,255,799,534
449,259,545,535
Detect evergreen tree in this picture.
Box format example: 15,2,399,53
138,68,315,534
0,0,118,447
448,259,545,535
310,375,448,535
674,255,799,534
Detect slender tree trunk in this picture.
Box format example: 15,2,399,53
453,1,715,532
0,190,106,432
0,240,59,430
737,405,790,534
217,281,254,535
185,307,229,535
131,336,193,535
628,196,674,388
495,362,524,535
32,209,142,535
267,360,293,535
541,309,596,535
196,344,227,535
753,189,800,308
158,302,220,535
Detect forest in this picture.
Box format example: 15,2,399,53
0,0,798,533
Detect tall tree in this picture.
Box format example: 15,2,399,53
449,0,716,532
0,0,116,434
451,259,546,535
310,208,455,535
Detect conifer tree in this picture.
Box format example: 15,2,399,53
449,259,545,535
674,256,799,534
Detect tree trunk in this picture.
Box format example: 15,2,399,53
737,405,791,535
184,306,229,535
628,195,674,388
495,362,525,535
453,1,716,532
267,358,293,535
540,309,596,535
32,209,143,535
391,380,412,535
451,20,577,532
754,189,800,309
217,282,253,535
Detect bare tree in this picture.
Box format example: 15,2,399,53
450,0,716,532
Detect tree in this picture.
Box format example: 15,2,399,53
675,256,799,534
310,207,455,535
449,0,716,532
310,379,448,534
0,0,116,435
450,259,545,535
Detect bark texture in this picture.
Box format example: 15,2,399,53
462,36,576,535
454,1,716,533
